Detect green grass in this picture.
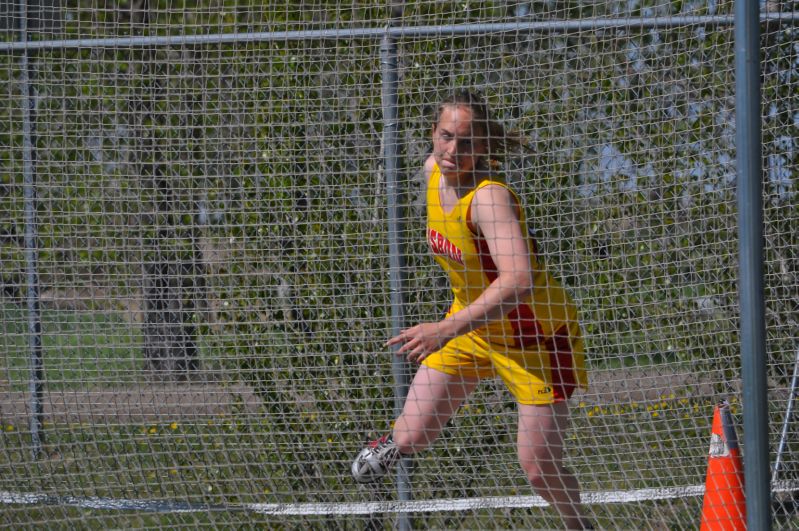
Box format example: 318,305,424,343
1,386,792,528
0,305,788,528
1,303,143,391
0,412,718,529
0,303,226,392
1,397,796,528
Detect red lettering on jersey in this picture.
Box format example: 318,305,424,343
428,228,464,265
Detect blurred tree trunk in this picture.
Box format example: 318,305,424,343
142,259,202,376
132,41,204,379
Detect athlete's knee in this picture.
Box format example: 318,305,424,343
519,452,563,490
392,423,436,454
519,458,544,487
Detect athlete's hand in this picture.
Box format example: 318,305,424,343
386,322,456,364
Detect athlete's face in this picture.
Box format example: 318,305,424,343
432,105,487,181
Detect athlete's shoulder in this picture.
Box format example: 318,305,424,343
471,177,522,224
473,176,514,203
423,155,437,179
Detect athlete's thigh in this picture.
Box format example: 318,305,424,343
397,365,479,435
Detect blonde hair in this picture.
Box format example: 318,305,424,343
433,90,522,167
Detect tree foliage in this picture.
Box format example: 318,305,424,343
0,0,796,399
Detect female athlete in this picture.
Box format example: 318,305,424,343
352,91,590,529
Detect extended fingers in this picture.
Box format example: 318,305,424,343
403,344,427,364
385,324,442,363
385,328,412,347
385,335,402,347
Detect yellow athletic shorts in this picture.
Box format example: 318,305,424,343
421,323,587,405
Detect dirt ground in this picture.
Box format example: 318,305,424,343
0,366,733,426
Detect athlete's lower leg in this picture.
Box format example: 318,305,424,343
517,401,591,530
352,366,477,483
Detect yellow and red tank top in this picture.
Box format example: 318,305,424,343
426,162,580,350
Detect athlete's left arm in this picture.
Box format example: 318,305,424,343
386,185,535,363
442,184,534,335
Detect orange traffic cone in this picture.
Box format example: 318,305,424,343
699,400,746,531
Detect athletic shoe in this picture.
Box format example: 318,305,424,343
351,434,401,483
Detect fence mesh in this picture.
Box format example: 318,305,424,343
1,1,798,529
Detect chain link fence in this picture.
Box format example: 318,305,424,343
1,1,797,528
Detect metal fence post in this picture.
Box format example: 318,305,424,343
734,0,770,528
17,0,45,459
381,30,413,531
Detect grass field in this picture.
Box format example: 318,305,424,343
0,416,708,529
0,303,225,392
1,303,144,391
1,303,796,528
5,415,794,529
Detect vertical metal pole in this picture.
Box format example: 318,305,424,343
734,0,770,528
381,32,413,531
18,0,45,458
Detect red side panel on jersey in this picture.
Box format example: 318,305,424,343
474,236,546,349
474,234,577,400
544,327,577,400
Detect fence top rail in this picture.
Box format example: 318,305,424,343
2,13,798,53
